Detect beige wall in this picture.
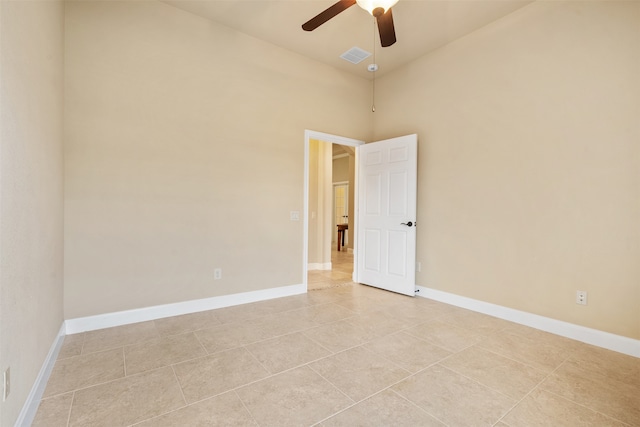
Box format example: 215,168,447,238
307,139,334,267
308,140,321,266
374,1,640,339
63,1,371,318
333,156,349,183
0,1,65,425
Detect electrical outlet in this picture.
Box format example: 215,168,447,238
214,268,222,280
416,262,421,272
3,367,9,401
576,290,588,305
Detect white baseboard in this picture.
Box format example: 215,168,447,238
15,323,66,427
307,263,332,271
415,286,640,358
65,283,306,334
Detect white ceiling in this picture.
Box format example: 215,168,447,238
161,0,534,79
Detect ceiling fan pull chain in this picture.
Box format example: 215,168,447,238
372,72,376,113
372,17,376,112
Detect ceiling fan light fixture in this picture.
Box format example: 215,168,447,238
355,0,399,16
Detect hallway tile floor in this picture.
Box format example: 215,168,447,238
307,249,354,291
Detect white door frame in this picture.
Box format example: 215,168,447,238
303,130,364,290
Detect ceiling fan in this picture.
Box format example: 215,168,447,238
302,0,399,47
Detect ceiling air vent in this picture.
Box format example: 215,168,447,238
340,47,372,64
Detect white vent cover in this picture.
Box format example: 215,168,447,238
340,47,372,64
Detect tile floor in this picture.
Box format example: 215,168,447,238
307,249,354,291
34,254,640,426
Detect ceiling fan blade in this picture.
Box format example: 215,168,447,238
302,0,357,31
376,8,397,47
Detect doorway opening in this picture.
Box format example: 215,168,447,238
303,130,363,291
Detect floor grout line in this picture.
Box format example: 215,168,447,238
233,389,262,427
65,392,75,427
388,387,450,426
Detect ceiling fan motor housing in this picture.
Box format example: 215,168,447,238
356,0,399,15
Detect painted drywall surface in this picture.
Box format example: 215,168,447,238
63,1,372,318
307,140,320,266
375,1,640,339
333,156,349,183
321,143,334,265
0,1,65,425
307,139,331,267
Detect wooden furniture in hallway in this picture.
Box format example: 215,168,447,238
337,223,348,251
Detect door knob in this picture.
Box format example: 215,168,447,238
401,221,414,227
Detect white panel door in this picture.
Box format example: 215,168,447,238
357,134,417,296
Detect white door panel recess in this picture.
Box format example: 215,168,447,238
357,134,417,296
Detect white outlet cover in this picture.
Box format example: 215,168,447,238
290,211,300,221
576,291,588,305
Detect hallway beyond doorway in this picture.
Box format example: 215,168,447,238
308,250,354,291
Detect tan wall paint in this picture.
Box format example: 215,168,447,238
307,139,333,267
308,140,320,266
333,156,349,183
63,1,371,318
374,1,640,339
0,1,65,424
